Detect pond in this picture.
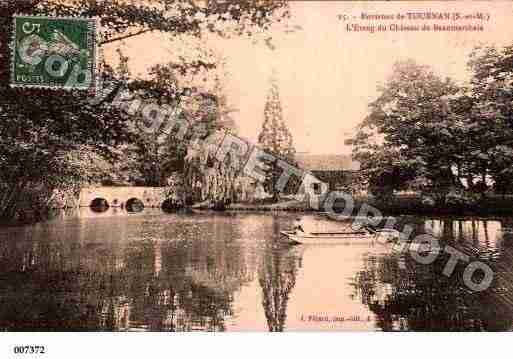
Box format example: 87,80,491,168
1,209,512,331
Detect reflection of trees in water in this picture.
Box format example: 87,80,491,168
423,218,505,247
352,218,513,331
258,241,301,332
0,219,255,331
125,235,254,332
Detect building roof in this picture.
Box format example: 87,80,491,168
295,154,360,172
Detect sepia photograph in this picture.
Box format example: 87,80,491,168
1,1,513,351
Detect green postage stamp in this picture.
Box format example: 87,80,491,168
11,15,98,90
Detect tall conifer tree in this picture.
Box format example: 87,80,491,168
258,74,296,201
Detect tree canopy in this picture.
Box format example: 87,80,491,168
349,50,513,203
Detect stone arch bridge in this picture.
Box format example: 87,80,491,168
79,187,171,208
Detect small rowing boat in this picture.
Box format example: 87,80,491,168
280,229,377,245
281,229,439,252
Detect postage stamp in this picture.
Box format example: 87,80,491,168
10,15,98,90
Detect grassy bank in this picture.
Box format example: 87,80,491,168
228,199,310,212
340,195,513,217
224,195,513,217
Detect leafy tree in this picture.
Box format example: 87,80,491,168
351,53,513,204
257,76,296,201
349,60,464,204
465,45,513,195
114,54,242,204
183,106,242,208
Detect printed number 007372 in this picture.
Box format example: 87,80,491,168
13,346,46,354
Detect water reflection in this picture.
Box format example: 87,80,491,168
259,243,300,332
0,212,256,331
352,218,513,331
1,213,513,331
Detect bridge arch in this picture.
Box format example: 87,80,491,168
126,197,144,212
80,187,170,209
90,198,109,212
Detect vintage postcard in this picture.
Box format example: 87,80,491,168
2,0,513,350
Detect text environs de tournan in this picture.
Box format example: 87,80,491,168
360,12,488,21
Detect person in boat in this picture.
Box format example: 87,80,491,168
362,222,377,233
293,217,305,233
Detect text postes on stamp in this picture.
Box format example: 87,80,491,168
11,15,97,90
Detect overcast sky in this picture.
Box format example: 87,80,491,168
105,1,513,155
